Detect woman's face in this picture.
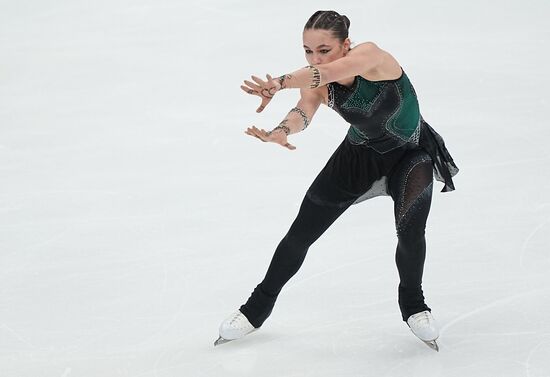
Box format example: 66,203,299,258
302,29,348,65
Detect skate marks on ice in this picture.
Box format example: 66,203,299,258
524,340,550,377
0,322,38,349
441,288,550,335
440,288,550,375
282,252,387,294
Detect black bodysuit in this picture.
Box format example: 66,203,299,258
239,70,459,327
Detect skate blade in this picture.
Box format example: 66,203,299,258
214,328,258,347
422,339,439,352
214,336,233,346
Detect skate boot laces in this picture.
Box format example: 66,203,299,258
228,311,253,330
410,311,432,328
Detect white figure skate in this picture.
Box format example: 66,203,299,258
407,310,440,352
214,310,257,346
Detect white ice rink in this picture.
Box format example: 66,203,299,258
1,0,550,376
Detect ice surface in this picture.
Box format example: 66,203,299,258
1,0,550,376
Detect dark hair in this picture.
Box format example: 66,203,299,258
304,10,351,43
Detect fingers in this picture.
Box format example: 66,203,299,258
245,130,264,142
245,126,268,142
256,97,268,113
243,79,261,92
251,75,265,86
242,74,277,114
244,80,261,90
244,75,274,90
257,95,273,113
240,85,258,95
252,74,273,84
284,142,296,150
241,80,266,111
245,126,296,150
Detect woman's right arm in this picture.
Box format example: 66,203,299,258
245,88,323,150
276,87,323,135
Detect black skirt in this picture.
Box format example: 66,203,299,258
418,119,459,193
305,120,459,208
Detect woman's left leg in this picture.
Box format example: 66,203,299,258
388,149,434,321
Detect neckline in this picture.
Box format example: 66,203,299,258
333,76,358,90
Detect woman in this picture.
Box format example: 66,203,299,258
215,10,458,352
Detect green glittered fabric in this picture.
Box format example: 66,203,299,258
341,76,384,114
328,71,422,153
385,74,421,141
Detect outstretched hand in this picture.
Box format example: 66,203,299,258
245,126,296,150
241,74,281,113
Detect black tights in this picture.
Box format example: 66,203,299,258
240,149,434,327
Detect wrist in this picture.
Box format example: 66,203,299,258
277,74,291,90
270,124,290,136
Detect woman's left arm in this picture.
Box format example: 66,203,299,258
241,42,384,112
279,42,384,89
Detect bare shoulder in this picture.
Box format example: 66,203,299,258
351,42,401,80
346,42,388,69
348,41,383,56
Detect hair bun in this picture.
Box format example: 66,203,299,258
304,10,351,42
341,15,351,29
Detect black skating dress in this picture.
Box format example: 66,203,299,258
305,68,459,208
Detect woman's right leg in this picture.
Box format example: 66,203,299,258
239,195,353,328
239,140,361,328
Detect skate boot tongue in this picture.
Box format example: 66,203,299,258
411,311,431,327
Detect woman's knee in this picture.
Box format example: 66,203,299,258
389,149,433,199
280,231,312,257
396,228,426,252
